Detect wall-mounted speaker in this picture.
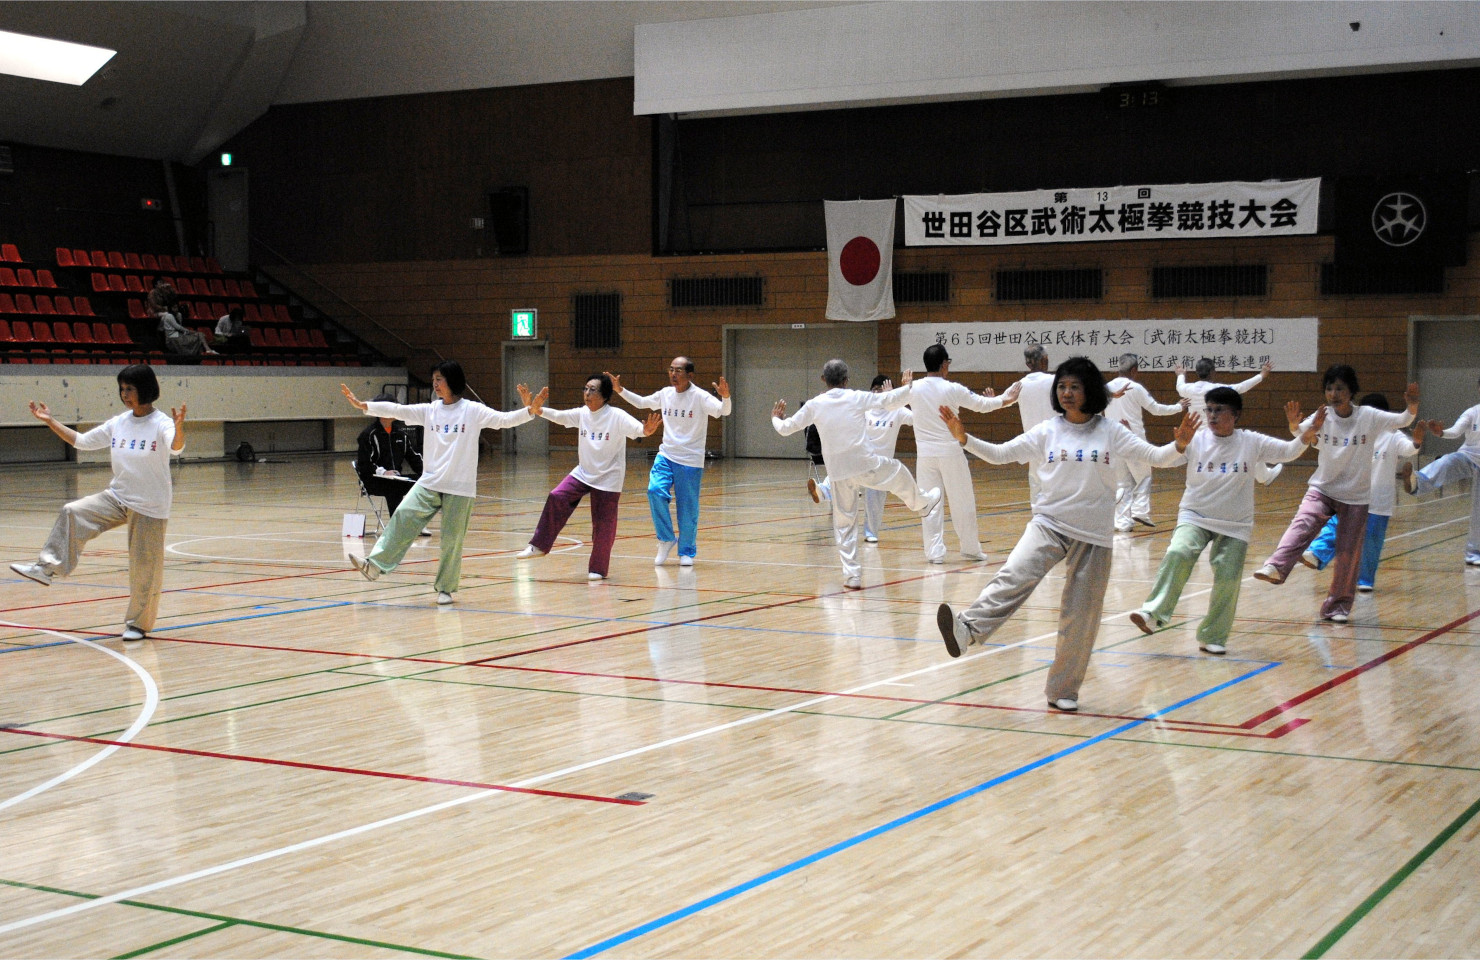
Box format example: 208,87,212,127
488,186,528,255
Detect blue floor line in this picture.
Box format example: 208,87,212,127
166,601,356,631
0,639,76,655
563,661,1279,959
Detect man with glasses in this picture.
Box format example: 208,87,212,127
1128,388,1320,654
608,357,731,566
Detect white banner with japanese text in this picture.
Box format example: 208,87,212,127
903,179,1320,246
900,317,1319,373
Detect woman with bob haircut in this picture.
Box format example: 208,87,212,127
1254,365,1419,623
10,364,187,641
935,356,1199,712
341,360,539,604
517,373,661,580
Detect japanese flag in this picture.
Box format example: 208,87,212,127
826,199,896,322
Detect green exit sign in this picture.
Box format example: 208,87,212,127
511,308,538,339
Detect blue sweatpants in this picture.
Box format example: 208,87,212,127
648,454,704,558
1307,512,1390,589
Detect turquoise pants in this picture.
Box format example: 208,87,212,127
366,483,474,595
1138,523,1248,645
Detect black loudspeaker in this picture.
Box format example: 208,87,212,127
488,187,529,255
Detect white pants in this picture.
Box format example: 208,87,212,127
1114,459,1152,529
917,451,981,561
816,480,887,539
832,459,930,580
37,489,168,632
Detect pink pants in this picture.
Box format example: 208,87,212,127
529,474,621,576
1265,487,1368,619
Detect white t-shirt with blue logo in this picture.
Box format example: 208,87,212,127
365,398,531,499
74,409,181,519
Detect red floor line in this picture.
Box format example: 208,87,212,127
1238,607,1480,729
0,728,642,805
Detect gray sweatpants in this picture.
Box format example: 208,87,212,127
956,520,1112,702
37,489,168,632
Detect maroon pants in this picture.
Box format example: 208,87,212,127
1265,487,1368,619
529,474,621,576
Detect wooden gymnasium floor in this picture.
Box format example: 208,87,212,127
1,451,1477,959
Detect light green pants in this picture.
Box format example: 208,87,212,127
1138,523,1248,645
365,483,473,595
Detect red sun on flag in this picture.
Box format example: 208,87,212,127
839,236,881,286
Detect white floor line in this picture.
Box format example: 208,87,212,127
0,623,159,815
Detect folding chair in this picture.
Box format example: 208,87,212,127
350,460,388,535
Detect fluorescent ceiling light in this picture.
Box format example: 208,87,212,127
0,29,115,86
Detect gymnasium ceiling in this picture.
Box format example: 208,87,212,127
1,1,1477,165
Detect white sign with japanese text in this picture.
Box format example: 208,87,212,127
901,317,1320,373
903,179,1319,246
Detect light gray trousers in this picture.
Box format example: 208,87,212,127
38,489,167,632
957,520,1112,702
831,459,930,580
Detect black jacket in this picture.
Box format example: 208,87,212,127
356,422,422,482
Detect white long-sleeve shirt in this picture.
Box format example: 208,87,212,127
541,403,647,492
1105,377,1183,438
73,409,182,519
1298,404,1416,505
1176,371,1264,401
364,398,531,499
1176,429,1310,542
962,415,1184,547
1368,428,1421,517
1439,403,1480,466
618,384,730,468
773,384,911,480
865,405,912,459
1015,371,1056,433
908,375,1008,458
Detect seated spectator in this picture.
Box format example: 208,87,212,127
356,393,426,526
214,306,250,353
149,283,213,357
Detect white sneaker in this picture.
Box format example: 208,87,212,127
937,603,973,658
1252,563,1284,585
10,562,51,586
1199,641,1227,655
654,540,676,565
1260,462,1283,486
588,572,605,581
960,551,987,561
121,626,145,641
919,487,943,517
1357,583,1374,593
1466,557,1480,567
1299,551,1319,570
807,478,821,504
436,591,454,605
1129,611,1155,636
1323,612,1349,623
864,534,879,543
679,555,694,567
843,576,862,590
1048,697,1079,712
349,555,381,581
516,545,545,559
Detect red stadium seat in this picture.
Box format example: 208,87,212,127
89,251,108,268
0,268,16,286
208,278,227,297
91,273,109,292
14,294,35,314
7,357,28,364
262,327,283,347
35,295,56,315
73,322,95,343
190,257,208,273
107,252,127,269
140,254,159,270
15,268,35,286
108,275,127,292
32,357,51,364
35,269,57,288
0,294,13,313
10,321,32,342
30,321,54,343
248,327,267,348
1,244,20,262
174,256,193,273
223,279,242,298
128,300,147,319
54,248,74,267
72,297,95,316
125,275,145,293
124,252,142,270
52,322,74,343
0,320,12,341
240,281,259,299
175,277,195,295
274,304,292,324
205,257,222,274
243,304,262,323
110,323,133,344
91,322,111,343
72,250,91,267
54,297,75,316
210,301,226,317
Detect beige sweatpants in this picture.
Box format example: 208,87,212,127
37,489,168,633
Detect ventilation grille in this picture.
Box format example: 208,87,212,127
668,276,764,308
895,271,951,304
1320,263,1445,296
1152,265,1267,299
996,268,1102,301
572,292,621,350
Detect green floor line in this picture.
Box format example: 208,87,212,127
111,920,235,959
1303,791,1480,958
1108,735,1480,773
0,878,485,959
